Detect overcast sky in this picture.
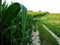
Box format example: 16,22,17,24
6,0,60,13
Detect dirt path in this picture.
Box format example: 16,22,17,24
32,30,40,45
32,24,60,45
43,24,60,45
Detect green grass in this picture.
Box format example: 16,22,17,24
44,23,60,37
41,13,60,25
36,21,59,45
27,12,60,45
41,13,60,37
27,11,49,18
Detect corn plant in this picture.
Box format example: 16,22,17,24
0,0,1,11
0,2,21,45
0,0,34,45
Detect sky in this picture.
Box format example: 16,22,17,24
6,0,60,13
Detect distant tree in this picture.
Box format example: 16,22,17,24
39,10,41,12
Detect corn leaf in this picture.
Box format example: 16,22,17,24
21,4,27,44
0,3,21,28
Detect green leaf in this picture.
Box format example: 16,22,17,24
21,4,27,31
21,4,27,44
0,3,21,27
0,0,2,17
2,0,8,16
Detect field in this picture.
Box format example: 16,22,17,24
41,13,60,37
0,0,60,45
36,20,59,45
28,12,60,45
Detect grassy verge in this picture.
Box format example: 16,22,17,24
44,23,60,37
41,13,60,37
37,21,59,45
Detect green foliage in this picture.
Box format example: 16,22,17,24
36,21,59,45
33,12,49,18
0,0,59,45
0,2,21,45
0,0,2,18
44,24,60,37
28,11,49,18
0,1,34,45
41,13,60,37
21,5,27,44
0,3,21,28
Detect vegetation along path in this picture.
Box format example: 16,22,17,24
42,24,60,45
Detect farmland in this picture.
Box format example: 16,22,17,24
41,13,60,37
0,0,60,45
27,12,60,45
41,13,60,25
